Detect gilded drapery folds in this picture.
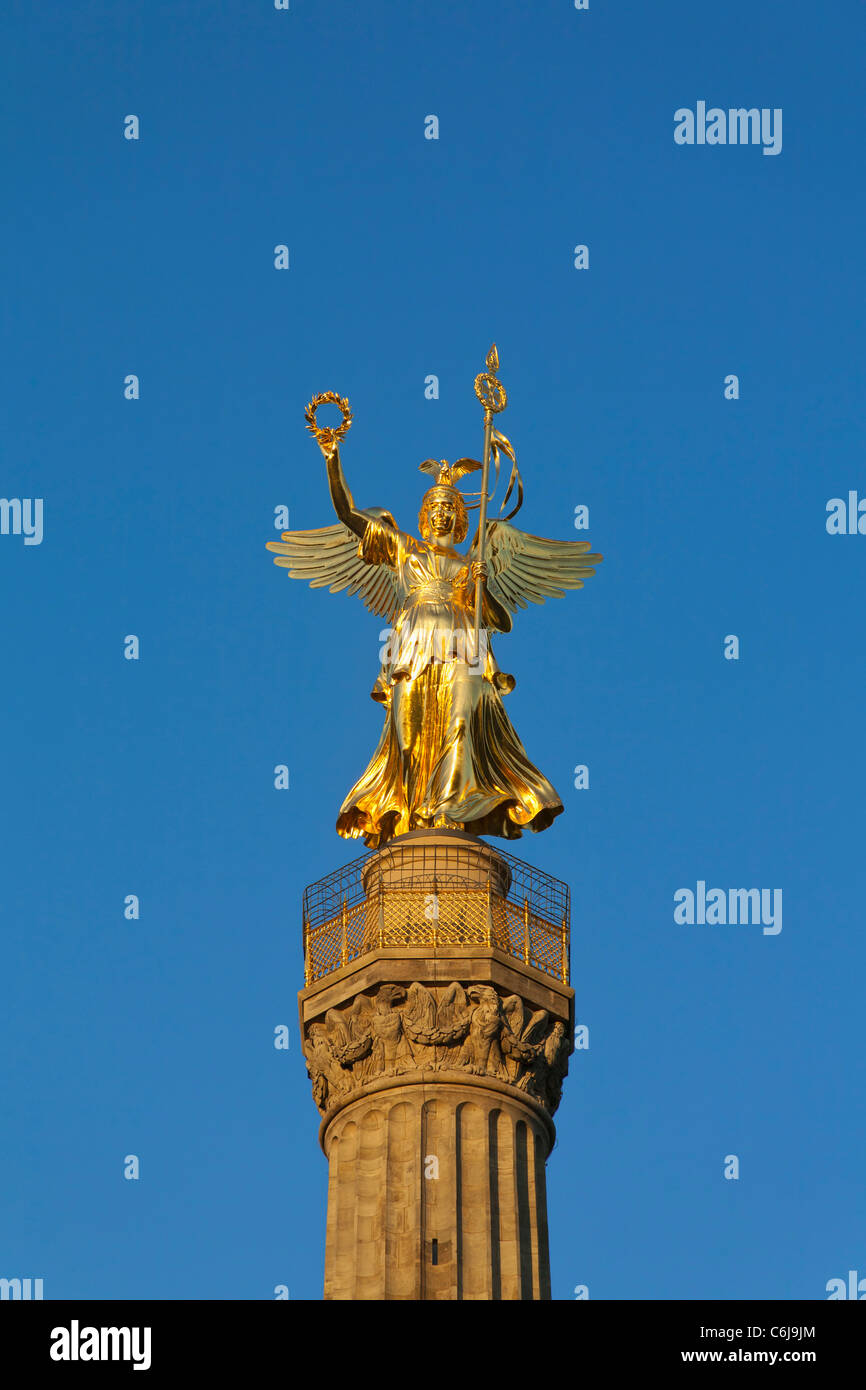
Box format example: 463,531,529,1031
336,515,561,846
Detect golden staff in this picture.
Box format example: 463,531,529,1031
472,344,508,656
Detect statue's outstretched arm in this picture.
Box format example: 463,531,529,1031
317,438,367,540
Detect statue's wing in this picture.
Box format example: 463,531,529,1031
325,1007,350,1049
521,1009,550,1045
437,982,468,1028
266,508,402,623
472,519,602,614
500,994,525,1039
345,993,374,1041
405,982,437,1030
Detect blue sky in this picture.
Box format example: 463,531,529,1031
2,0,864,1299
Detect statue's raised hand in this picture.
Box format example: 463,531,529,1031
315,431,341,464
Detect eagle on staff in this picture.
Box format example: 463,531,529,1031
266,347,603,849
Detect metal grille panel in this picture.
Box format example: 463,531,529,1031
303,841,570,986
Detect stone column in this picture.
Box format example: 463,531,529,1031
321,1080,553,1300
299,831,573,1301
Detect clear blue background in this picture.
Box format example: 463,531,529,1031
3,0,864,1300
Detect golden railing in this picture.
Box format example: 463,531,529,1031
303,848,569,986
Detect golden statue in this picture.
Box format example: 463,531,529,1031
266,347,602,848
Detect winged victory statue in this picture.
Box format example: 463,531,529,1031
266,347,602,849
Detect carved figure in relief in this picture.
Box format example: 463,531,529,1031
304,981,571,1117
457,985,506,1078
369,984,412,1075
303,1025,349,1111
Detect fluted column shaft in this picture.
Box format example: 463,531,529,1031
322,1081,552,1300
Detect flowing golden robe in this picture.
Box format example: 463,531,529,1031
337,517,562,846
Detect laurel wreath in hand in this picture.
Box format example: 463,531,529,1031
305,391,353,448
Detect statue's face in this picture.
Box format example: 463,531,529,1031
428,498,457,541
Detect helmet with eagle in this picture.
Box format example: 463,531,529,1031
416,458,482,544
